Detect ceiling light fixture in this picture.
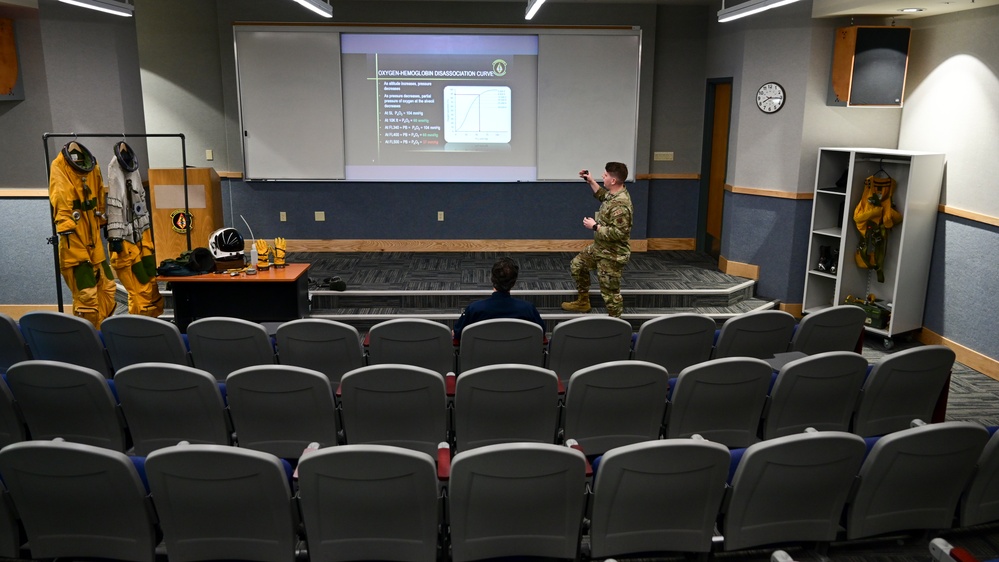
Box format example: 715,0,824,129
898,7,925,12
58,0,134,17
291,0,333,18
718,0,804,23
525,0,547,20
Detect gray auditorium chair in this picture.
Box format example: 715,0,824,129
114,362,232,455
0,380,26,449
187,317,276,381
589,438,730,557
0,479,20,559
449,442,587,562
5,360,127,452
721,430,867,551
959,429,999,527
761,351,868,439
712,310,797,360
297,444,441,562
101,314,190,371
226,364,339,458
852,345,955,437
458,318,545,373
546,316,633,383
18,310,112,377
789,305,867,355
632,313,717,374
453,363,561,451
275,318,364,384
145,443,299,562
0,439,158,562
338,364,447,457
0,312,30,374
562,360,670,455
846,421,989,539
665,357,772,447
367,318,455,375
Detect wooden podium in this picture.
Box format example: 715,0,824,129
148,168,223,261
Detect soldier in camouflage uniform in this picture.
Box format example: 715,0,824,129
561,162,633,318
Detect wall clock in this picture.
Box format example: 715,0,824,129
756,82,785,114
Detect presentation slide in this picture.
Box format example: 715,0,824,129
341,34,538,181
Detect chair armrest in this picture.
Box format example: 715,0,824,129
437,442,451,481
445,372,456,396
292,442,321,480
565,439,592,477
556,378,565,395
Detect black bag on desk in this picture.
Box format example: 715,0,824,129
156,247,217,276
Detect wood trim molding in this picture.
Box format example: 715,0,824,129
0,188,47,198
718,255,760,280
287,239,650,253
218,171,244,179
725,184,813,200
0,305,60,320
940,205,999,229
916,327,999,381
639,173,700,181
647,238,696,251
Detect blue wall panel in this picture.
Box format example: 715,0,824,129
646,178,699,238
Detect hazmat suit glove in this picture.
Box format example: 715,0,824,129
274,237,287,266
255,239,271,268
108,238,124,253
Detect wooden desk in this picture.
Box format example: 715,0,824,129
162,263,310,332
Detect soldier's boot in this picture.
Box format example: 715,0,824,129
561,293,591,312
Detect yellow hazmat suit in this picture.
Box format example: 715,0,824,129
49,142,117,328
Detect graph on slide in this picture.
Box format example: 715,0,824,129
444,86,512,144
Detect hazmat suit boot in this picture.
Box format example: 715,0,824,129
561,293,591,312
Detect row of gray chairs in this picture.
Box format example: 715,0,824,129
0,342,953,459
1,420,997,562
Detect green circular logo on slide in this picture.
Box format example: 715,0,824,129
492,59,508,76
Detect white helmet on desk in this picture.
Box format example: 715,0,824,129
208,227,245,262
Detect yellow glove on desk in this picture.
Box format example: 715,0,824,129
255,239,271,270
274,237,287,267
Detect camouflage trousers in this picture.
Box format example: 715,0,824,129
569,246,626,317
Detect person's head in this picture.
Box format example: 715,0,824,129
603,162,629,187
491,257,519,292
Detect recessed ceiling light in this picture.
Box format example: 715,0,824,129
898,7,926,12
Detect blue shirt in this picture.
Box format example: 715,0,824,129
452,291,546,341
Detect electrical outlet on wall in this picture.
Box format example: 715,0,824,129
315,211,325,222
279,212,287,222
438,211,445,221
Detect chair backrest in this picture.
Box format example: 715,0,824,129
5,360,126,452
225,365,339,458
101,314,189,371
0,439,157,562
852,345,955,437
0,312,30,373
18,311,111,377
297,444,440,562
789,305,867,355
712,310,797,360
723,430,867,551
145,443,298,562
959,428,999,527
454,363,561,451
546,316,633,383
0,380,26,449
367,318,455,375
458,318,545,373
449,442,587,562
187,317,276,381
114,362,231,455
589,438,730,557
762,351,869,439
632,313,717,374
275,318,364,384
339,364,447,457
847,421,989,539
562,360,670,455
665,357,773,447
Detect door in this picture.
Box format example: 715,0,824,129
700,80,732,258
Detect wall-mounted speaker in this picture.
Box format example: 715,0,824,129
830,26,911,107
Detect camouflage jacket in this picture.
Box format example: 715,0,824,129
591,186,633,263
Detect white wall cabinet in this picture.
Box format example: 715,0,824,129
803,148,945,346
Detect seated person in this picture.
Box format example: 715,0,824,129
452,257,546,342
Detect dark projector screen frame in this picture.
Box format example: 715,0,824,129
234,24,641,182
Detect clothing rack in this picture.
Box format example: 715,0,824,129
42,132,188,312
